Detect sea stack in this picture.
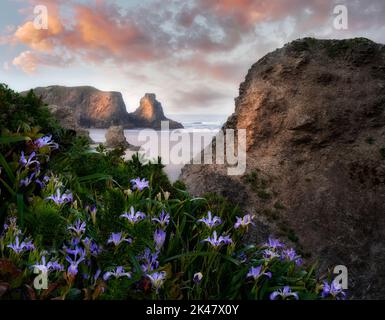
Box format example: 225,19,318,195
133,93,184,129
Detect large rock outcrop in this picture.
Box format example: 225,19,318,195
104,126,130,149
24,86,183,130
180,38,385,299
133,93,183,129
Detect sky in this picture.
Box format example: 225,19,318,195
1,0,385,115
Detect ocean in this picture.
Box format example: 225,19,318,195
88,114,228,181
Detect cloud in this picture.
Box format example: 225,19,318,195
7,0,385,72
172,87,232,110
12,50,72,73
3,61,10,71
3,0,385,113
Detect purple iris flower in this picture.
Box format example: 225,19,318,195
154,229,166,250
23,239,35,251
7,236,35,254
247,265,272,280
89,205,97,223
270,286,299,300
48,260,64,271
264,237,285,249
237,252,248,263
35,179,44,188
36,175,50,188
203,231,233,248
234,214,255,229
139,248,159,272
107,232,132,247
20,172,36,187
321,280,346,300
68,237,81,248
90,242,101,257
19,151,39,168
82,237,101,256
34,135,59,150
65,246,85,257
130,178,149,191
46,189,73,205
3,217,21,235
120,206,146,224
68,220,86,237
263,249,280,261
146,271,167,293
193,272,203,284
152,210,170,228
103,266,131,281
281,248,302,266
197,211,222,229
33,256,64,273
65,247,86,276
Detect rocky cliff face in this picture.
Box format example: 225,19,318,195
26,86,183,129
180,38,385,299
133,93,183,129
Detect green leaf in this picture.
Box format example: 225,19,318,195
0,136,30,144
16,193,25,227
78,173,111,183
0,152,15,183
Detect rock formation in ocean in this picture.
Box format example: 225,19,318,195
24,86,183,130
133,93,183,129
105,125,129,149
180,38,385,299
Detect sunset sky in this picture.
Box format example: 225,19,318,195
1,0,385,115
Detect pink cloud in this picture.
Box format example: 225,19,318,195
5,0,385,91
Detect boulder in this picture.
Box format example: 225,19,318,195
104,126,131,149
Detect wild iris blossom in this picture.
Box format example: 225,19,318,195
103,266,131,281
321,280,346,300
264,237,285,249
89,205,97,225
107,232,132,247
68,220,86,237
130,178,149,191
35,175,50,189
33,256,64,272
197,211,222,229
19,151,39,168
281,248,303,266
203,231,233,248
83,237,101,257
147,271,167,293
152,210,170,228
7,236,35,254
139,248,159,272
247,265,272,281
193,272,203,284
234,214,255,229
65,247,86,276
270,286,299,300
20,172,36,187
46,189,73,205
34,135,59,150
263,249,280,261
154,229,166,250
120,206,146,224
